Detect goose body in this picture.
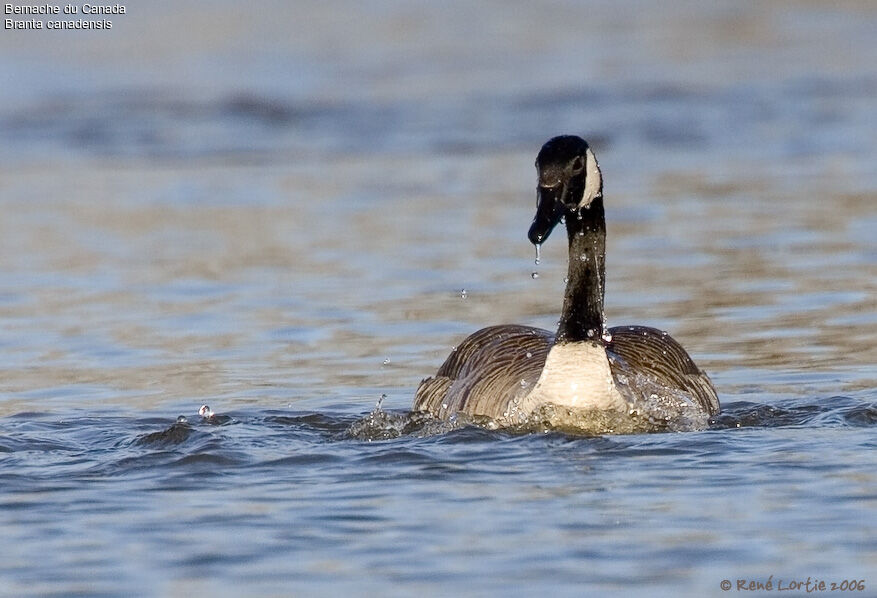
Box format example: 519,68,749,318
413,136,719,431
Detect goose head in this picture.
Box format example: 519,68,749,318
528,135,603,245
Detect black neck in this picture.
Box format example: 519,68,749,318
555,197,606,343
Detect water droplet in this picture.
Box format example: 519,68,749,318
451,345,457,352
441,403,448,410
534,243,541,265
587,328,596,338
525,351,532,358
520,379,528,388
176,415,188,424
563,276,569,284
579,252,588,261
376,393,386,410
199,405,213,418
531,271,539,279
460,289,468,299
560,215,567,224
382,358,390,366
602,330,613,342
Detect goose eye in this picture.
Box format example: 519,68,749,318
571,157,585,173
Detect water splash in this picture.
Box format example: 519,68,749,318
198,404,232,425
344,409,474,440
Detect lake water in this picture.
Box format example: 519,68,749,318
1,1,875,596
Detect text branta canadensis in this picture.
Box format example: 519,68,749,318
413,136,720,432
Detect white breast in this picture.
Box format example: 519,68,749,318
522,342,628,413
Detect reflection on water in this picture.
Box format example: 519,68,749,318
0,0,875,595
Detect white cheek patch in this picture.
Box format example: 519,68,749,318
579,147,603,209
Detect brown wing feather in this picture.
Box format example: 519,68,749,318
606,325,720,415
413,325,553,419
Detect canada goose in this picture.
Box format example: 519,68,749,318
413,136,719,432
